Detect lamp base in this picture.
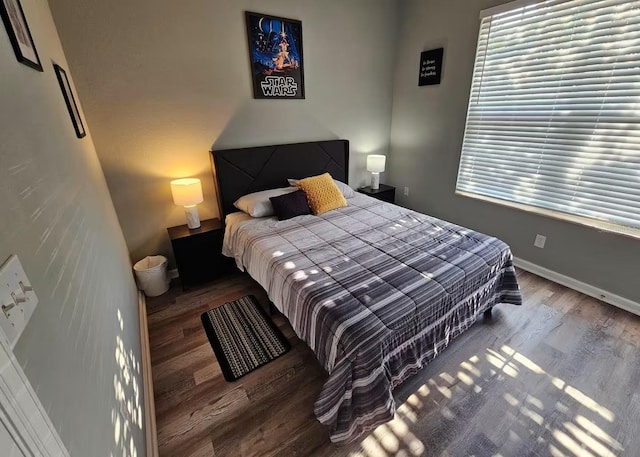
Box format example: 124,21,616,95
184,205,201,229
370,172,380,190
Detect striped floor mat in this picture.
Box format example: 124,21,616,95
201,295,290,381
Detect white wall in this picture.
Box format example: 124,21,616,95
0,0,145,455
389,0,640,303
48,0,398,266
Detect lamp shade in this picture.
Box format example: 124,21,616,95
367,154,386,173
170,178,203,206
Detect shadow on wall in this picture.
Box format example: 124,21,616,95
115,100,389,266
212,99,339,151
212,100,387,187
103,166,201,266
115,100,339,266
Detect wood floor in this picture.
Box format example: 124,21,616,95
146,269,640,457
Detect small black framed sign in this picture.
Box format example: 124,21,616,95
245,11,305,99
0,0,42,71
53,64,86,139
418,48,444,86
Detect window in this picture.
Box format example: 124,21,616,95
456,0,640,237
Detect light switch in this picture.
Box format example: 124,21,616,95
0,255,38,348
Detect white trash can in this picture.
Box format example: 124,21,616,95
133,255,170,297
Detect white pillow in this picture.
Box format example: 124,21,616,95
288,177,355,198
234,187,297,217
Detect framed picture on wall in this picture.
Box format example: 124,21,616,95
418,48,444,86
53,64,86,139
0,0,42,71
245,11,305,99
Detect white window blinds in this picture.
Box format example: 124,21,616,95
456,0,640,232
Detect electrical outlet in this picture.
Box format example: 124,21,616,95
404,186,410,196
0,255,38,348
534,234,547,249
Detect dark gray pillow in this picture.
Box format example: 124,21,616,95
270,190,311,220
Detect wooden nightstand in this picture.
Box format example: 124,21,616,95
357,184,396,204
167,218,233,289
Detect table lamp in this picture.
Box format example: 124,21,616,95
367,154,386,190
170,178,204,229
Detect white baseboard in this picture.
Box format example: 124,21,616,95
138,291,159,457
167,268,179,279
513,257,640,317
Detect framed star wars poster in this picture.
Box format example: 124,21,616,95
245,11,305,99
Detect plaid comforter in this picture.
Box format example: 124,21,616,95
223,194,522,444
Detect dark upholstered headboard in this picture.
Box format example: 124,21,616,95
211,140,349,219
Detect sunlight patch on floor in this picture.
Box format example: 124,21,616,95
343,343,624,457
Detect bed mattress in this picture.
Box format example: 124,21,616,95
223,193,522,444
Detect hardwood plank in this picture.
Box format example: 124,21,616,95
158,386,250,455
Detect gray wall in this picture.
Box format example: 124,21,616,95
44,0,638,303
48,0,398,266
389,0,640,302
0,0,144,455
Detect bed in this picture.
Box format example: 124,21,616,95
211,140,522,444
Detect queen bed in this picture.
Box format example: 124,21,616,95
211,140,522,444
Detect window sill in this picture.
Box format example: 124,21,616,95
455,190,640,241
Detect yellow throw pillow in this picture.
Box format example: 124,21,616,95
296,173,348,215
